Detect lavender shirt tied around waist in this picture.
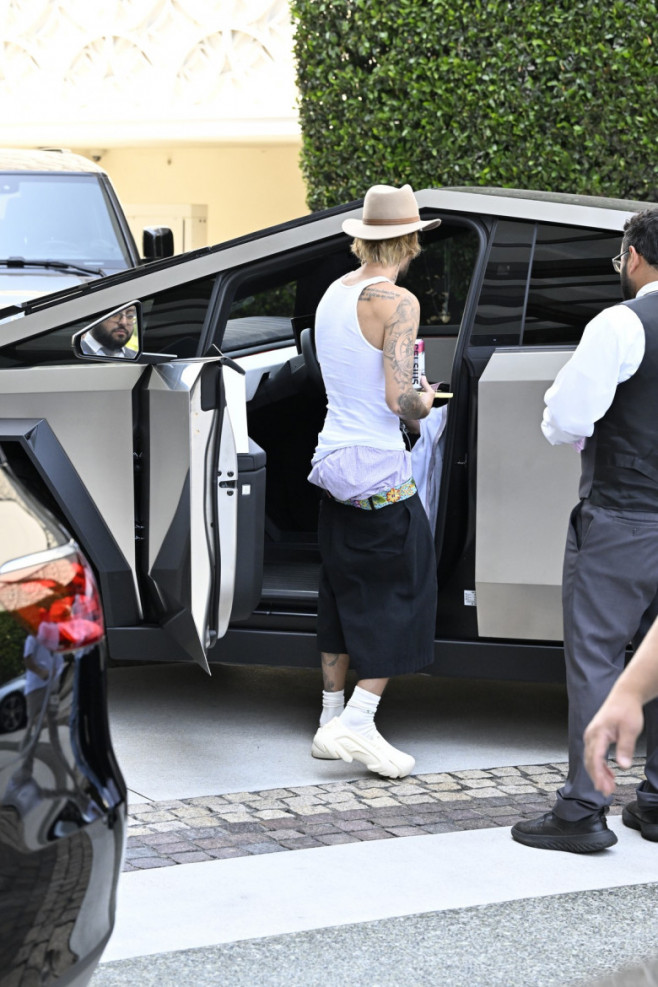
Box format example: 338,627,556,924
307,445,412,501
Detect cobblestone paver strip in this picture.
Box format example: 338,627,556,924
122,759,644,871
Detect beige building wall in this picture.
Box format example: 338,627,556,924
2,1,308,252
73,142,309,250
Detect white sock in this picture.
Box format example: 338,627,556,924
339,685,381,738
320,689,344,726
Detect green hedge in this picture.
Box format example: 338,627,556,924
291,0,658,210
0,611,28,683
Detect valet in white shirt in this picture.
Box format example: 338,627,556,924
542,279,658,447
511,214,658,856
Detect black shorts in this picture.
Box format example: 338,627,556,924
316,494,437,678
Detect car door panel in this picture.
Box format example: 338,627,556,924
0,363,144,606
475,348,580,640
215,369,239,638
144,356,256,668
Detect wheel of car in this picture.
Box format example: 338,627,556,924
0,691,27,733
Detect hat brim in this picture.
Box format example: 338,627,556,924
341,217,441,240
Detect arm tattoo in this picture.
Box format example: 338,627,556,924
360,285,399,302
382,296,418,382
398,389,429,419
382,295,428,418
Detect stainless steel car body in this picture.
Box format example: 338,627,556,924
0,187,651,681
0,362,142,584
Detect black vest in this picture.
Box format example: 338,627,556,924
580,293,658,511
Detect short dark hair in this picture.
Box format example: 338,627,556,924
622,209,658,268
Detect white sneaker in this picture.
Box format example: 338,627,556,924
310,717,414,779
311,724,340,760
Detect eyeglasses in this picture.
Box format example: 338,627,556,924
106,311,136,326
612,250,629,273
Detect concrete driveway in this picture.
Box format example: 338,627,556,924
90,662,658,987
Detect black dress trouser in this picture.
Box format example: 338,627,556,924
555,500,658,820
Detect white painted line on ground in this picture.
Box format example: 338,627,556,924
102,817,657,963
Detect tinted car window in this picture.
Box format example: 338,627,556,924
0,273,218,365
0,318,88,367
141,274,217,356
521,224,622,346
470,220,623,348
223,280,298,353
402,223,481,336
220,223,481,356
221,248,354,354
470,220,535,347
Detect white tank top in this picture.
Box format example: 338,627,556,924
313,275,404,458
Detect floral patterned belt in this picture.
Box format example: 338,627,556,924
331,477,417,511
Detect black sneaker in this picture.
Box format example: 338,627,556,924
511,810,617,853
622,801,658,842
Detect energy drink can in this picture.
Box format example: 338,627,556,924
412,339,425,390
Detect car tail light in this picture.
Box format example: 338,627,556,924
0,545,104,652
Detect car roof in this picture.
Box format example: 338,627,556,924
1,184,654,342
436,185,653,212
0,147,105,174
415,186,657,228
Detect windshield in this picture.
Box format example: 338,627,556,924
0,173,133,271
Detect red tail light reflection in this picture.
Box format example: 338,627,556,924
0,550,104,652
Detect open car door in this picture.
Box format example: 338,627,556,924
144,354,264,671
475,349,580,641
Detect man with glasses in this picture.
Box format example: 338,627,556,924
512,208,658,853
80,305,137,358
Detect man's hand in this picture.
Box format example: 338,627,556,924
584,614,658,796
398,375,435,421
584,694,644,796
400,377,438,432
418,375,438,412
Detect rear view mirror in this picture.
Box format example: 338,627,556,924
72,301,142,362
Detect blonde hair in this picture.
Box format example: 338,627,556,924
350,232,421,266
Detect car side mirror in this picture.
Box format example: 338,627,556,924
142,227,174,260
72,301,142,362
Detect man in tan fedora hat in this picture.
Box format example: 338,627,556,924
308,183,441,778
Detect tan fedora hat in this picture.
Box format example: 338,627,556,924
342,184,441,240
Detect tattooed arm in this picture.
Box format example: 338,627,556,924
379,288,435,419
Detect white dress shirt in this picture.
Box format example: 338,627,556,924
542,281,658,446
80,332,132,359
